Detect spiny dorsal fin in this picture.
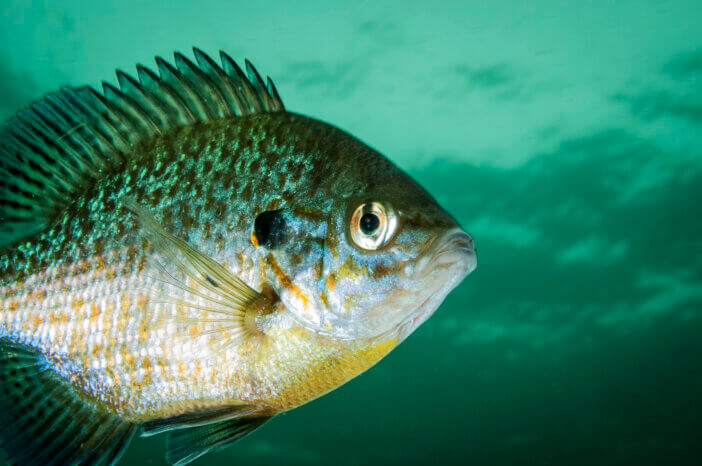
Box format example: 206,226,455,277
0,48,285,247
0,339,137,465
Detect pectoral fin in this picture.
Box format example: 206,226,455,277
127,200,275,347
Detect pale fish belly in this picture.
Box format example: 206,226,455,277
0,243,396,421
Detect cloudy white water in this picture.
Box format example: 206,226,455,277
1,1,701,465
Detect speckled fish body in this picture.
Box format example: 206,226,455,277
3,114,401,416
0,50,476,465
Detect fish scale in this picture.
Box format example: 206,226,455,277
1,115,391,418
0,49,475,465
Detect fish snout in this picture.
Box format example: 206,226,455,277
415,227,477,279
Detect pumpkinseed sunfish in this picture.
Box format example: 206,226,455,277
0,48,476,465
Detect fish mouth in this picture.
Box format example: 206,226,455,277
395,228,477,341
292,228,476,342
415,228,477,279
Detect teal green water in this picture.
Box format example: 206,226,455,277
1,1,701,465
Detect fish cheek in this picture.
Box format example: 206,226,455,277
252,209,294,296
253,209,333,328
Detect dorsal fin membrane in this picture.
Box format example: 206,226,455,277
0,48,285,246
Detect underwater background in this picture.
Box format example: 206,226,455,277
1,1,701,465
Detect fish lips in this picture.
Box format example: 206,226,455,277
286,227,476,342
395,228,477,341
414,227,477,281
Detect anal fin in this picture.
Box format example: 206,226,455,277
142,404,271,465
166,416,270,466
0,339,137,465
142,404,258,437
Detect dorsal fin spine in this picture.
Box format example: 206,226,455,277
245,59,274,111
8,127,78,194
38,95,107,177
266,77,284,112
220,51,261,113
79,85,140,148
116,69,171,131
68,86,130,160
193,47,246,117
156,56,212,120
59,88,124,165
136,64,196,125
0,49,285,247
103,81,159,137
174,52,230,119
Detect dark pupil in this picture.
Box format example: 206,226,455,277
359,213,380,235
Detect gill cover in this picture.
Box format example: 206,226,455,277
251,198,424,340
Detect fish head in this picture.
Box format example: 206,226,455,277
317,192,476,342
255,121,476,342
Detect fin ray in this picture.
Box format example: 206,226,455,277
166,416,270,466
142,404,259,436
128,200,273,349
0,339,137,466
1,49,284,247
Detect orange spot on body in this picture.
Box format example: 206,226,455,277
325,273,336,291
125,352,136,370
90,302,100,322
31,316,45,328
95,256,105,272
121,295,131,313
92,345,104,358
142,357,153,385
29,288,47,301
320,292,329,308
137,294,148,307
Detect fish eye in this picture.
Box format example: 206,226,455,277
349,202,397,251
360,212,380,235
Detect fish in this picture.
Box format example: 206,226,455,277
0,48,476,465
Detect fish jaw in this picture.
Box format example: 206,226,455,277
395,228,476,342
